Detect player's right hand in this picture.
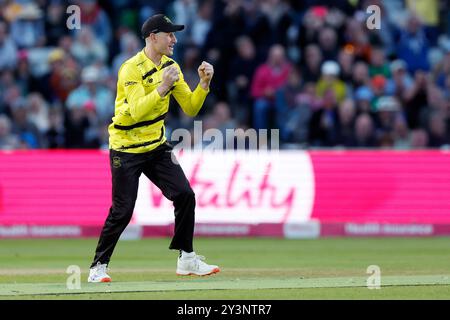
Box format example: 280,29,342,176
157,66,179,97
161,66,179,88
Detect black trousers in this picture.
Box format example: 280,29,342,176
91,142,195,267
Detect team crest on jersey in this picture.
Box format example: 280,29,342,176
112,156,121,168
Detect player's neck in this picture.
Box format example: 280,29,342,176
144,46,162,66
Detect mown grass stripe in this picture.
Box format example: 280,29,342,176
1,275,449,297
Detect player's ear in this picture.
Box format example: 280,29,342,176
148,33,157,43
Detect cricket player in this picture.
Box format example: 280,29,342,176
88,14,220,282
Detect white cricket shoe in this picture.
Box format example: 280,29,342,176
176,252,220,276
88,262,112,283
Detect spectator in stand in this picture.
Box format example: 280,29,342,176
64,102,91,148
336,98,356,147
405,0,440,45
445,73,450,100
0,20,18,71
282,82,321,144
45,107,65,148
0,70,16,114
27,92,49,134
344,17,371,62
14,50,41,96
201,0,246,101
403,69,429,129
396,13,431,74
251,44,291,130
388,59,414,99
337,47,355,83
39,48,79,103
111,32,140,77
348,113,377,148
10,97,43,148
0,114,20,149
228,35,260,125
433,48,450,90
9,3,45,49
393,115,411,150
354,85,374,115
297,6,327,51
249,0,293,49
66,65,114,125
45,0,69,46
191,0,213,47
70,26,108,67
301,44,323,83
169,0,198,49
207,101,237,149
1,83,22,117
318,27,339,61
57,34,74,56
427,112,449,147
426,81,447,113
275,67,304,142
373,96,401,143
352,61,370,90
369,47,391,78
316,61,347,104
370,74,387,111
308,89,340,147
75,0,112,45
180,46,202,91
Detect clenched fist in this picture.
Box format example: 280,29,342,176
158,66,179,97
162,66,179,87
198,61,214,90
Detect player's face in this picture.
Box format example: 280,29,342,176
154,32,177,56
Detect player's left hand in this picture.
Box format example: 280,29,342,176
198,61,214,86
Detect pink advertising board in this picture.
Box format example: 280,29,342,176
0,150,449,238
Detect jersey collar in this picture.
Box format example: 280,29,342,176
140,49,170,69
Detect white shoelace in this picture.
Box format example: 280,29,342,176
193,255,207,269
95,262,108,274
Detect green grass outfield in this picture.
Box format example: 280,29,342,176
0,237,450,299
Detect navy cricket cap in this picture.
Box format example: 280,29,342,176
141,14,184,39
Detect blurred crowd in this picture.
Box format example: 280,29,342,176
0,0,449,150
